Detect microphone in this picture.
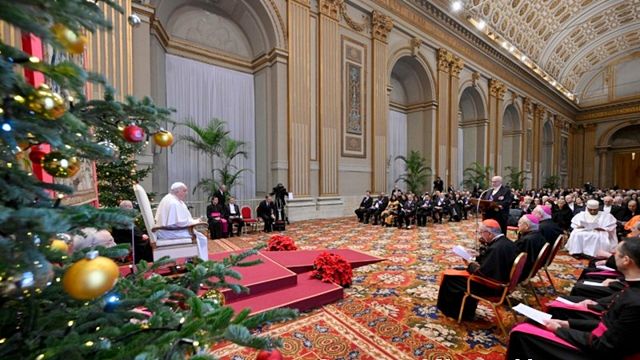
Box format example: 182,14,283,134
475,188,491,251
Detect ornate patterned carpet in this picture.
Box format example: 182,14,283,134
210,217,587,360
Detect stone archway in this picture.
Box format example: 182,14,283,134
502,104,522,173
148,0,285,205
457,86,487,188
388,55,435,192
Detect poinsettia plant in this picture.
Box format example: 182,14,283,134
311,252,353,287
266,234,298,251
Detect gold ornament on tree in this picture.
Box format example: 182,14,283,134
51,23,87,55
62,251,119,300
202,289,225,306
27,84,67,120
49,233,72,253
42,151,80,178
153,130,174,147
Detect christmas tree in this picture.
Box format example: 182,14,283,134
0,1,296,359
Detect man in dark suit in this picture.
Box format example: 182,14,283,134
257,195,277,232
225,196,244,236
355,190,373,223
565,194,584,216
433,176,444,192
481,176,513,235
214,184,228,208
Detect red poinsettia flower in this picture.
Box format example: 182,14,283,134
266,234,298,251
310,252,353,287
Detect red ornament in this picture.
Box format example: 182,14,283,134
28,148,47,164
256,349,283,360
122,124,145,143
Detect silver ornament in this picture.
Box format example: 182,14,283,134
128,14,142,27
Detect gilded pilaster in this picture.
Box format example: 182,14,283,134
318,0,341,195
488,79,506,173
583,124,597,185
371,11,393,193
447,57,463,186
288,0,311,196
521,97,531,178
532,104,545,188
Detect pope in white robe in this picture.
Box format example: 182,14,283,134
566,199,617,257
155,182,209,261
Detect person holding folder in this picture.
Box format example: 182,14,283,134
481,176,513,235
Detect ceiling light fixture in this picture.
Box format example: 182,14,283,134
451,1,463,12
475,19,486,31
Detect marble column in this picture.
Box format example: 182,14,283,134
370,11,393,193
435,48,453,181
583,124,597,184
532,103,546,188
288,0,312,196
488,79,506,174
318,0,341,196
521,97,532,176
447,58,463,187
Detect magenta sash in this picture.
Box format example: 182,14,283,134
547,300,602,316
586,270,621,278
511,323,579,350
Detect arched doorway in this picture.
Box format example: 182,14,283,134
457,86,487,188
502,104,521,173
609,125,640,189
388,55,434,192
541,121,554,182
150,0,284,204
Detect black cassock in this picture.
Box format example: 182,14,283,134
513,230,546,282
507,280,640,360
436,235,519,320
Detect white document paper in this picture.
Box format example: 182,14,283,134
555,297,577,306
288,192,294,200
582,280,605,287
596,265,616,272
452,245,472,261
580,221,599,230
513,303,552,325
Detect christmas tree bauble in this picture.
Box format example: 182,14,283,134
27,85,66,120
122,124,145,143
51,23,87,55
256,349,283,360
42,151,80,178
153,130,173,147
98,140,119,159
62,253,119,300
50,239,69,253
203,289,225,306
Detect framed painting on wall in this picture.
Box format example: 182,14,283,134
342,36,367,158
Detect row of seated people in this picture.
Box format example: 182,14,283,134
437,206,563,322
507,237,640,359
354,190,475,228
205,196,245,238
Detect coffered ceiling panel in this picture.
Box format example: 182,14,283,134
434,0,640,106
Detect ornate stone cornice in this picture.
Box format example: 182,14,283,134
340,2,368,32
319,0,342,20
576,100,640,122
533,103,546,120
437,48,450,72
489,78,506,99
371,10,393,43
450,57,463,77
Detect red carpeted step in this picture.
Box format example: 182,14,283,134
261,249,384,274
206,251,298,302
226,272,343,315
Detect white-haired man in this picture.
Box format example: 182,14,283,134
155,182,208,261
480,176,513,235
532,205,563,245
566,199,618,258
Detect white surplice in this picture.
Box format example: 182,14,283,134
566,211,618,257
155,193,208,261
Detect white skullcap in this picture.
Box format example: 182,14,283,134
170,182,187,191
586,200,599,209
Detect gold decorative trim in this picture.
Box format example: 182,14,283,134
319,0,342,20
339,2,368,32
576,101,640,121
489,78,506,99
371,10,393,43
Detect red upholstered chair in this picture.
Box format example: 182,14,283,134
458,252,528,337
241,206,258,233
540,234,567,293
518,242,552,307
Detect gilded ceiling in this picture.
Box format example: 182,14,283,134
438,0,640,104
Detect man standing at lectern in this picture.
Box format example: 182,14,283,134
481,176,513,235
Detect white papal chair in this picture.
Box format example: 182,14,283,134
133,184,200,261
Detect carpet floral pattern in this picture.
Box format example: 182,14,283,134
213,218,587,359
